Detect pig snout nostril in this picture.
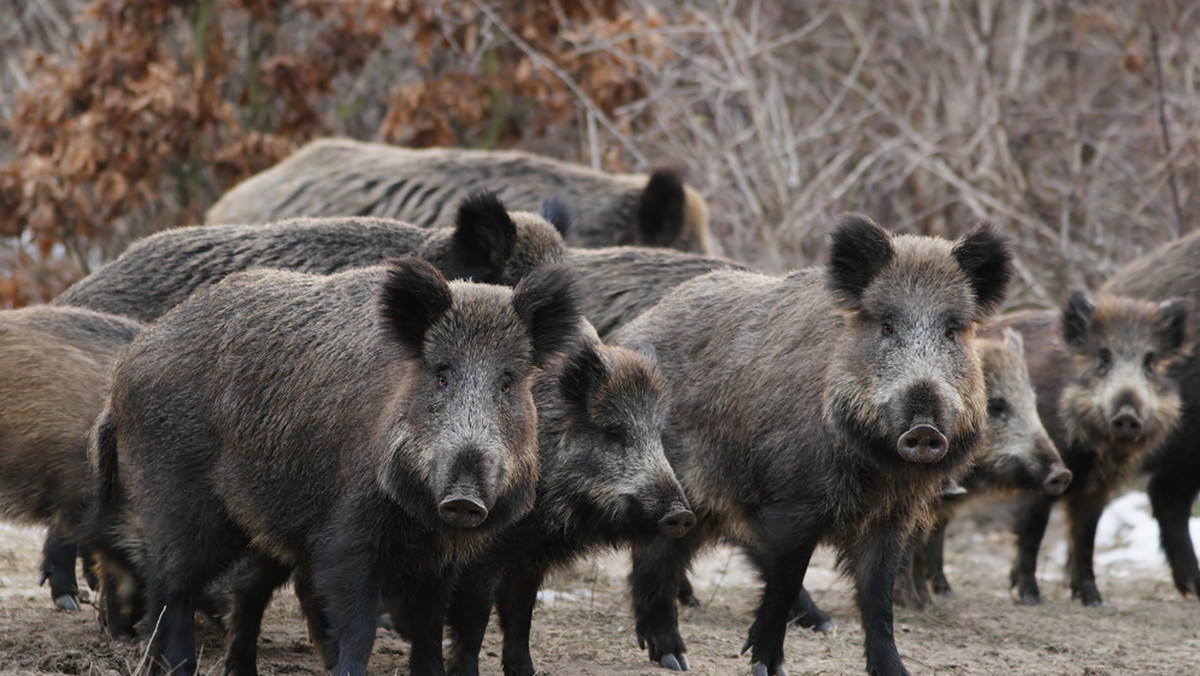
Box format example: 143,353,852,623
657,508,696,539
1042,468,1073,496
1109,411,1143,441
896,424,948,463
439,496,489,528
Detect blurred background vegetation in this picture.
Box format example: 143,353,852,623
1,0,1197,308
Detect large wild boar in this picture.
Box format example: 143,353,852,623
565,246,749,339
612,215,1013,676
436,340,694,676
85,258,581,676
204,137,714,254
894,328,1072,608
0,306,142,610
55,192,566,323
995,291,1189,607
1101,231,1200,600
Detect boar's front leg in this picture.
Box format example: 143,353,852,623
741,539,818,676
850,529,909,676
39,529,81,611
1147,461,1200,599
495,565,549,676
630,534,697,671
1065,492,1106,607
318,530,382,676
444,566,501,676
1009,493,1052,605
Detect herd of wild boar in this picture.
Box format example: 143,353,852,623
1,137,1198,676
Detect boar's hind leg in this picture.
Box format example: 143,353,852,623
1147,446,1200,599
1009,494,1052,605
40,529,81,610
495,566,547,676
444,567,500,676
921,513,953,597
851,532,909,676
223,555,293,676
741,541,818,676
144,584,198,676
379,568,452,676
1065,493,1106,607
787,586,834,632
630,535,698,671
892,531,927,610
676,575,701,608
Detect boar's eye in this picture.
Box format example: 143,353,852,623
436,370,450,388
499,380,512,394
987,397,1009,421
1143,352,1157,371
603,427,627,445
1096,348,1113,373
944,326,957,340
881,322,894,336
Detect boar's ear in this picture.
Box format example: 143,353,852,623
559,340,610,412
448,190,517,283
952,221,1013,316
379,256,454,357
826,214,894,309
630,340,659,367
638,169,687,248
539,196,574,238
1154,297,1192,354
1000,326,1025,357
1060,290,1096,350
512,264,583,367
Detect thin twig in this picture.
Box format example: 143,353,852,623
1149,24,1185,237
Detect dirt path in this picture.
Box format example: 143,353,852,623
2,496,1197,675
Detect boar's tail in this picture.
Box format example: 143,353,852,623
78,409,122,547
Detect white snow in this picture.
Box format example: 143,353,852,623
1049,491,1200,577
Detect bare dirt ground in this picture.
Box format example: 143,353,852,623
2,497,1197,676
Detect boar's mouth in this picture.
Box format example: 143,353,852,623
896,421,948,463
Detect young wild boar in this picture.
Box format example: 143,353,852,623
996,291,1189,607
1100,232,1200,600
612,215,1012,676
55,191,566,323
85,257,581,676
0,306,142,610
894,328,1073,609
204,137,714,254
436,340,694,676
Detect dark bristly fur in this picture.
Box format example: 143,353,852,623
205,137,714,254
1102,229,1200,600
995,292,1190,607
55,192,565,323
0,306,142,611
613,215,1012,676
84,258,581,676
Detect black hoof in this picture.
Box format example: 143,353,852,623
659,654,689,671
54,594,82,612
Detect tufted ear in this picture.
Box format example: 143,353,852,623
1154,297,1192,355
951,221,1013,317
637,169,687,248
825,214,895,310
379,256,454,358
1060,290,1096,351
539,196,574,238
559,340,610,415
447,191,517,283
1000,326,1025,357
511,265,583,367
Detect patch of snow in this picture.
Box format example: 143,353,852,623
1049,491,1200,575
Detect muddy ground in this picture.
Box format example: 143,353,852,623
2,496,1197,675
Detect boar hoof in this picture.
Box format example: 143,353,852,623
659,654,688,671
750,662,786,676
53,594,81,612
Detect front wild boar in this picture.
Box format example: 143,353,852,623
205,137,714,254
613,216,1012,676
998,292,1190,607
0,306,142,610
55,191,565,323
86,258,581,676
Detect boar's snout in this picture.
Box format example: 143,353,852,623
1042,465,1073,496
897,423,947,463
657,505,696,539
1109,404,1143,441
439,494,489,528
